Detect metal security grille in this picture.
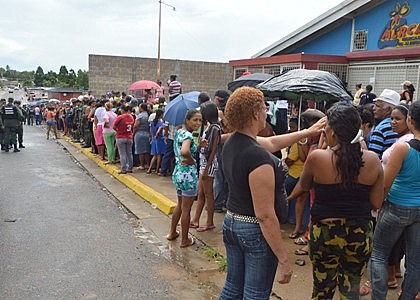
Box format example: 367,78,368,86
263,64,300,76
348,62,419,100
318,64,349,84
353,30,368,51
234,68,247,79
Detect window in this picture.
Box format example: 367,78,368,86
353,30,368,51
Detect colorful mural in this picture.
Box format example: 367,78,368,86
378,2,420,49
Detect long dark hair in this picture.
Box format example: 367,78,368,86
153,109,163,126
327,103,364,189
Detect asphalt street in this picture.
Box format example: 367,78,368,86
0,125,213,299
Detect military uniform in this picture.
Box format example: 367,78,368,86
14,101,27,148
71,100,82,142
81,99,93,148
0,99,6,150
1,99,24,152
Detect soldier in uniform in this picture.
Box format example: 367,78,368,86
81,96,93,148
71,98,82,142
14,100,27,148
0,98,6,150
1,98,24,152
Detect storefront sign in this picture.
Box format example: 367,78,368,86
378,2,420,49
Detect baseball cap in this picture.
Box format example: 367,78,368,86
401,80,412,86
129,98,139,106
374,89,400,106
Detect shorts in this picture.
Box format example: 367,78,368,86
46,120,56,126
199,155,218,177
176,189,198,197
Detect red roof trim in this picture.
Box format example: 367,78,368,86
346,46,420,61
229,54,348,67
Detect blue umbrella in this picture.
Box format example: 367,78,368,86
163,91,200,125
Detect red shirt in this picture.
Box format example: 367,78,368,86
113,113,134,139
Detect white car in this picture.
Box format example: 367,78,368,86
8,88,13,93
14,86,19,90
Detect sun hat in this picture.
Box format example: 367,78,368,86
373,89,400,106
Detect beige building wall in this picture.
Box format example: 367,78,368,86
89,54,231,99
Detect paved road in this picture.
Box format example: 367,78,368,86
0,126,211,299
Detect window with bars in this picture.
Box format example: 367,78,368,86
353,30,368,51
318,64,349,84
234,68,247,79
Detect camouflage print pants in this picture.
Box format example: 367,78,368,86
309,218,373,300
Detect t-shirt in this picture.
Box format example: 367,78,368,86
169,81,181,97
135,111,149,132
94,106,107,126
114,114,134,139
359,92,377,106
103,110,117,134
222,132,288,221
287,143,304,179
368,117,398,159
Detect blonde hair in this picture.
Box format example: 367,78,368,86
224,87,264,131
105,102,113,110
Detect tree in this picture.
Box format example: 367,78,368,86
68,69,77,88
34,66,44,86
76,69,89,90
43,70,58,87
57,65,69,86
18,71,34,86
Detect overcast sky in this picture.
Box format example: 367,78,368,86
0,0,342,73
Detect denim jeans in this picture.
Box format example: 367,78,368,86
285,175,310,225
370,201,420,300
220,215,277,300
160,138,174,175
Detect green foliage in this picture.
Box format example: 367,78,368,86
1,65,88,89
34,66,44,86
203,247,227,272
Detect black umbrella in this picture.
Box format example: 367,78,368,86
256,69,352,102
228,73,273,92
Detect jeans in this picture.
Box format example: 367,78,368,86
160,138,174,175
220,215,278,300
370,201,420,300
116,138,133,172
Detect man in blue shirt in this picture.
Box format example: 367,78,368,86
368,89,400,159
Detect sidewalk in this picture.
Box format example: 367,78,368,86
59,137,393,300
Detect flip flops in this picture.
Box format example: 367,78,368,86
189,223,199,229
288,231,305,239
166,231,179,241
196,225,215,232
180,237,196,248
294,237,308,245
294,247,309,255
295,259,305,266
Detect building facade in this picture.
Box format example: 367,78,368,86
230,0,420,99
89,54,231,99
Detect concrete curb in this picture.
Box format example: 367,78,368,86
65,139,176,215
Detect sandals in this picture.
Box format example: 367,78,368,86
180,237,196,248
294,247,309,255
288,231,305,239
294,237,308,245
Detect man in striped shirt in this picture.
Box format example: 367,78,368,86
168,75,182,101
368,89,400,159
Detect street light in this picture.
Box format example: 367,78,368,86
157,0,175,83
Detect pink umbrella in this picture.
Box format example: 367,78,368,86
128,80,163,91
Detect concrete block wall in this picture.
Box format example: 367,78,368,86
89,54,232,99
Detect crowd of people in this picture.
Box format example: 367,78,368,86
2,73,419,299
161,80,418,299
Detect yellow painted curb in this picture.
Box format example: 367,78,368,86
67,140,176,215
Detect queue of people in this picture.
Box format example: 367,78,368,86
160,83,418,300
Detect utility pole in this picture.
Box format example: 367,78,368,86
157,0,175,83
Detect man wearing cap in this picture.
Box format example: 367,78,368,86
368,89,399,159
1,98,24,152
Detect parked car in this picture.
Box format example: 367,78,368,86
14,86,19,90
8,88,13,93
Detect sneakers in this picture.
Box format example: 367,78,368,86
19,144,25,148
